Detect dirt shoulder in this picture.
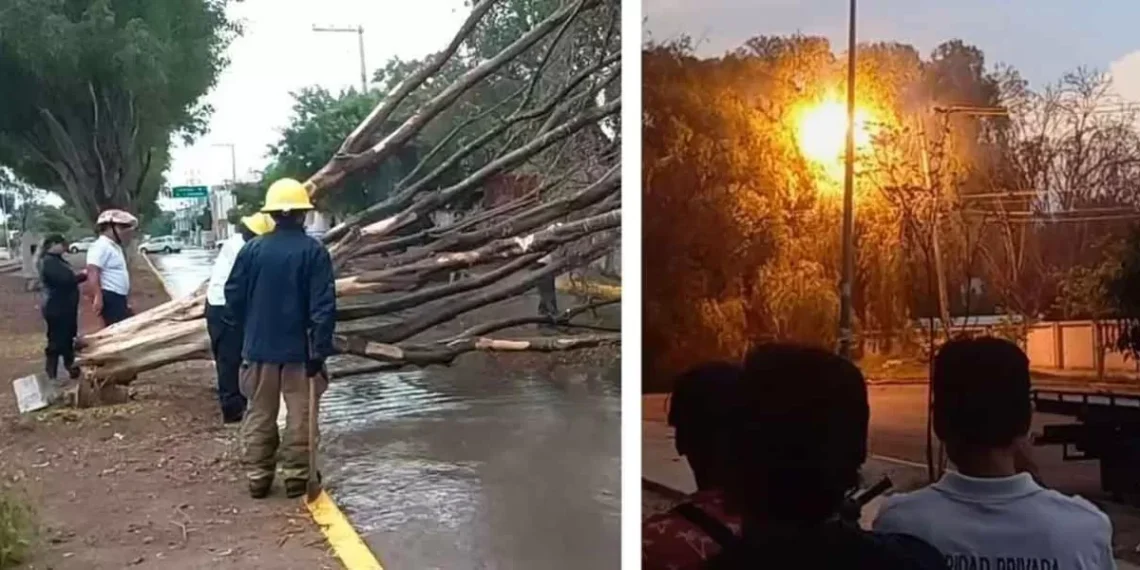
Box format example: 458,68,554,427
0,256,336,569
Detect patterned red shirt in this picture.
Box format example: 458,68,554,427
643,489,742,570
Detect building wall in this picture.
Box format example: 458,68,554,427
864,319,1140,377
210,186,236,243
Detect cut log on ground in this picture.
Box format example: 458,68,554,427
335,333,621,368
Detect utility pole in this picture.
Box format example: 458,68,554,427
212,143,237,242
216,143,237,185
837,0,858,359
917,120,953,340
920,106,1008,339
312,24,367,92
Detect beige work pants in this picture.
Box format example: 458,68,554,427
238,362,327,487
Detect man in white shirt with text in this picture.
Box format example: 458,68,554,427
874,337,1116,570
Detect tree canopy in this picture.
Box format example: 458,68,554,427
254,87,425,218
76,0,622,387
0,0,239,223
240,0,618,223
643,34,1140,385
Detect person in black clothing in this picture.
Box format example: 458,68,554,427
668,361,741,491
643,362,744,569
708,343,945,569
38,234,87,383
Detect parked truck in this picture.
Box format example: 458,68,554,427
1032,387,1140,504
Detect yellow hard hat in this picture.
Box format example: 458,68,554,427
261,178,314,212
240,212,276,236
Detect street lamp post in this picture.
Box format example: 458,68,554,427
837,0,858,359
312,24,367,92
212,143,237,186
211,143,237,242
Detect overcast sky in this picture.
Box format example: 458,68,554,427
643,0,1140,100
163,0,469,203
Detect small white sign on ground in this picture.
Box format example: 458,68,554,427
12,374,56,413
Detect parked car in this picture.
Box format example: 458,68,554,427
68,237,97,254
137,235,184,254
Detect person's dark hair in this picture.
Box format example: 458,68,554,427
933,336,1031,448
41,234,67,250
668,361,740,459
269,210,306,226
727,343,869,524
238,221,256,241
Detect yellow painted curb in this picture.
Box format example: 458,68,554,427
306,490,385,569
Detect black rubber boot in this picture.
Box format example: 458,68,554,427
44,353,59,382
248,477,273,499
284,472,322,499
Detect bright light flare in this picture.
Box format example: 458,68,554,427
797,101,873,163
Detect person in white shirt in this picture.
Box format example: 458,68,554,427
86,209,138,327
873,337,1116,570
205,213,275,424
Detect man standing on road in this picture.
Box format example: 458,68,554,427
205,213,275,425
86,209,138,327
535,222,562,325
225,178,336,499
874,337,1116,569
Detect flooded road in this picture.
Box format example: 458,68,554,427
324,359,620,569
152,248,216,298
151,251,622,569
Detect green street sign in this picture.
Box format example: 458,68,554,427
171,185,209,198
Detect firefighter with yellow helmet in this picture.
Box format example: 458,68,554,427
223,179,336,498
205,212,276,424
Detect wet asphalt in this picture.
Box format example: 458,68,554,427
153,248,622,569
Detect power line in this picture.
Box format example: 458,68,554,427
962,207,1140,216
960,211,1140,224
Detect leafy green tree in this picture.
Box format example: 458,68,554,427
196,206,212,231
260,0,618,220
32,205,82,236
641,34,1017,387
143,210,174,236
0,0,239,223
262,88,423,217
1107,227,1140,356
226,181,263,224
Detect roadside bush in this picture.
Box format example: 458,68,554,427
0,488,36,568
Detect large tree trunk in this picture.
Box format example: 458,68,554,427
75,0,622,388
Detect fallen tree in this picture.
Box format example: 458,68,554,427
75,0,622,387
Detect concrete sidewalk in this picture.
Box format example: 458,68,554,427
642,406,1140,569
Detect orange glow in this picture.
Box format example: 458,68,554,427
797,101,873,163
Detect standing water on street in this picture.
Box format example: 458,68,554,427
152,248,216,298
152,250,622,569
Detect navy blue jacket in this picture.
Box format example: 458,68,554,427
40,253,86,319
224,223,337,364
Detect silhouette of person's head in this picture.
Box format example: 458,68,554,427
725,343,869,525
667,361,741,490
933,336,1032,476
